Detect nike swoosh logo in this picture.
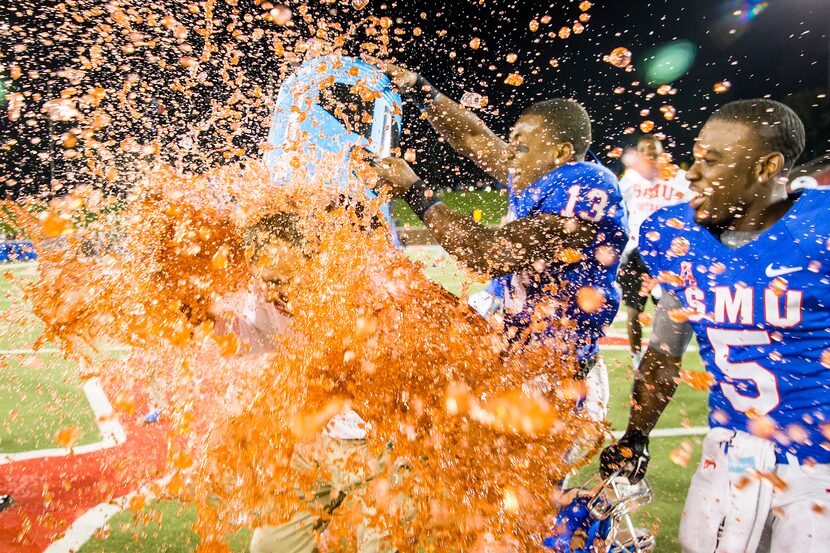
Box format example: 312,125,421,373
765,263,803,278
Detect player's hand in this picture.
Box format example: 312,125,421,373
599,430,650,483
373,156,421,197
376,60,419,93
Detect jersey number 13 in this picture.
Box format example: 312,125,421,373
561,185,609,222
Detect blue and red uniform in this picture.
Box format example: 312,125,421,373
640,188,830,463
493,161,628,362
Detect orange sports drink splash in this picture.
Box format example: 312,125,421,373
3,19,602,552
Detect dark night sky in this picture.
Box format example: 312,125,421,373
1,0,828,196
381,0,829,184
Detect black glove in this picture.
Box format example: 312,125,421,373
599,429,650,483
400,73,440,111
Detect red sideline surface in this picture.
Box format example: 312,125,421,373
0,390,168,552
598,335,630,346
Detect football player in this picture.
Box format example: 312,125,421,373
617,135,692,369
600,99,830,552
376,65,628,418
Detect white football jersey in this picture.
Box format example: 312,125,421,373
619,167,691,251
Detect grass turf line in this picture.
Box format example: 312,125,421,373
82,350,707,552
83,249,709,552
0,353,102,453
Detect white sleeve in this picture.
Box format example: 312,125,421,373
618,169,640,205
673,170,694,203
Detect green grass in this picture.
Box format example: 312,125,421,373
602,349,709,432
403,245,488,296
577,348,707,552
3,246,711,552
82,350,707,553
0,204,27,237
0,264,53,350
0,265,102,452
78,501,202,553
391,189,508,228
78,500,251,553
0,353,102,452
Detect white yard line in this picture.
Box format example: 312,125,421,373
0,346,130,355
26,334,704,551
599,343,699,352
599,344,638,351
404,244,446,254
42,423,709,552
43,474,173,553
4,252,697,548
0,261,38,270
0,348,64,354
0,378,126,465
611,426,709,439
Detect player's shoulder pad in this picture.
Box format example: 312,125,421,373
787,187,830,220
782,188,830,261
541,161,619,190
639,203,693,245
638,202,694,274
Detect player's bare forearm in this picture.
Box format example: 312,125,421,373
422,203,596,278
425,96,510,181
425,95,495,149
626,348,682,436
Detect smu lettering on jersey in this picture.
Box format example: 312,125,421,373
639,189,830,463
495,161,627,361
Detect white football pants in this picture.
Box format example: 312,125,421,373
679,427,830,553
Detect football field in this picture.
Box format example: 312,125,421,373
0,248,709,552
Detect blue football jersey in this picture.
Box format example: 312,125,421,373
494,161,628,360
639,189,830,463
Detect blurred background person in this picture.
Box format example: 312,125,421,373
616,135,691,370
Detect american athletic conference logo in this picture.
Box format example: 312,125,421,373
680,261,697,287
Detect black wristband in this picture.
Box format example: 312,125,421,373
409,74,441,110
620,428,649,446
403,179,442,219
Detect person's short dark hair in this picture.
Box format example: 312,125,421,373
709,99,806,169
637,135,661,146
522,99,592,158
244,212,302,263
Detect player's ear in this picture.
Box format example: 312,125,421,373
555,142,575,165
756,152,785,182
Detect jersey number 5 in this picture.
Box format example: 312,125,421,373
707,328,780,416
561,185,609,222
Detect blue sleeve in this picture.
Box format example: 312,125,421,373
485,278,505,299
637,212,663,278
537,167,625,233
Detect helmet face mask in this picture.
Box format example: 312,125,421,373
545,472,655,553
587,473,654,522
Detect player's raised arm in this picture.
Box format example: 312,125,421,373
384,62,511,182
599,294,693,482
373,156,600,278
